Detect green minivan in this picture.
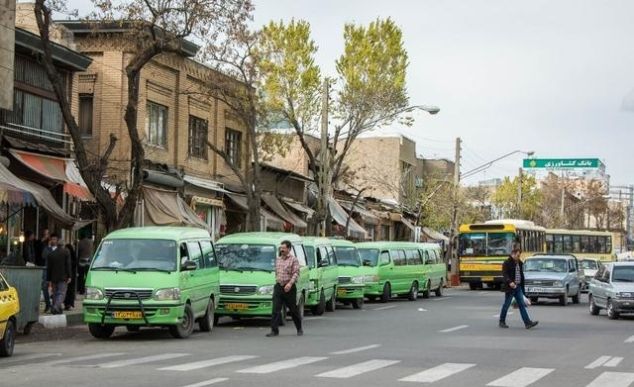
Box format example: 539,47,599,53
418,243,448,298
356,241,427,302
302,237,338,315
214,232,309,322
83,227,220,339
330,239,365,309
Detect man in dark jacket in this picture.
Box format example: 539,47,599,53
45,233,71,315
499,243,538,329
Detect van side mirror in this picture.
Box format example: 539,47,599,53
181,261,197,271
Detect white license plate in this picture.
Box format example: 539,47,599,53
527,287,546,293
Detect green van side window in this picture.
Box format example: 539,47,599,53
379,251,390,265
391,250,406,266
406,249,423,265
423,250,431,265
186,241,204,269
200,240,216,267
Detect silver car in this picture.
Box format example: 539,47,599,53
579,258,602,292
588,262,634,319
523,255,584,306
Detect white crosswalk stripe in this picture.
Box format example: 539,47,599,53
44,353,127,366
439,325,469,333
180,378,229,387
399,363,476,383
604,357,623,368
330,344,381,355
316,359,400,378
0,353,62,366
236,356,328,374
158,355,258,371
98,353,190,368
586,372,634,387
625,335,634,344
585,356,619,369
487,367,555,387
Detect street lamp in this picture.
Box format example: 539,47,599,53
461,150,534,180
406,105,440,115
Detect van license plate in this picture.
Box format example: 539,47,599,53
113,311,142,319
527,287,545,293
225,303,248,310
337,289,347,296
481,276,494,282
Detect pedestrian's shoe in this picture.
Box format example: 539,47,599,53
525,321,539,329
44,306,50,314
499,321,509,328
266,331,279,337
297,330,304,336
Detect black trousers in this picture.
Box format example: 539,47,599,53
271,283,302,333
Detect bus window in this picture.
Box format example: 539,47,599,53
607,236,613,254
572,235,581,253
563,235,573,253
546,234,554,253
554,235,563,254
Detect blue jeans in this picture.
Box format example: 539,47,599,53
499,287,531,324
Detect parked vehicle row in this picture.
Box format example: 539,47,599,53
81,228,448,340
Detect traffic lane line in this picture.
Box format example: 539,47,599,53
431,296,452,301
372,305,398,311
180,378,228,387
330,344,381,355
439,325,469,333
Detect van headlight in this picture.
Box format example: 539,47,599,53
154,288,181,301
257,285,275,295
85,287,104,300
553,281,563,287
363,275,379,283
351,276,365,284
617,292,633,299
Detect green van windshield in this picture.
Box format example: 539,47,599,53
92,239,177,271
334,247,361,266
358,249,379,267
216,244,276,272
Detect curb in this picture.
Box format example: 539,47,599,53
37,313,83,329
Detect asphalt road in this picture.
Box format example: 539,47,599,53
3,288,634,387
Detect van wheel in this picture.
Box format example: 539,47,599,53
589,295,600,315
380,283,391,303
408,282,419,301
572,289,580,304
352,298,364,309
559,294,568,306
435,279,444,297
88,323,115,339
422,280,431,299
607,300,620,320
0,319,15,357
125,325,140,333
326,289,336,312
311,290,326,316
170,304,194,339
199,298,215,333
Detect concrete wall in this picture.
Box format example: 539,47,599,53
0,0,15,110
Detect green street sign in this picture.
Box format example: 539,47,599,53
523,158,602,169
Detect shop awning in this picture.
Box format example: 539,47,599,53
226,193,248,211
142,186,209,230
339,201,380,225
21,180,78,229
328,197,367,239
184,175,228,193
282,199,315,218
0,162,35,205
262,193,307,229
422,227,449,243
10,149,93,201
226,193,286,230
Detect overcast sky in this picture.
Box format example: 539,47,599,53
63,0,634,186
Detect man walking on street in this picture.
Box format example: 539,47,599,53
499,243,539,329
38,229,51,313
76,232,94,295
267,240,303,337
45,234,71,315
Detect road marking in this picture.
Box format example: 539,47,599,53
487,367,555,387
45,353,126,366
373,305,397,311
158,355,258,371
586,372,634,387
98,353,189,368
585,356,613,369
604,357,624,368
237,356,328,374
316,359,400,378
330,344,381,355
399,363,476,383
439,325,469,333
304,316,325,320
0,352,62,365
418,308,428,312
432,296,452,301
180,378,229,387
493,312,514,318
625,335,634,344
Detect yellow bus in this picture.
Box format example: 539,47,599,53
545,229,615,262
458,219,546,290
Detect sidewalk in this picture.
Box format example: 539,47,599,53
37,295,84,329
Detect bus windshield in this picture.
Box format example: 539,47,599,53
459,232,515,257
358,249,379,267
215,244,276,272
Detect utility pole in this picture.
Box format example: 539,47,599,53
319,79,330,237
448,137,461,285
517,167,523,217
560,188,565,225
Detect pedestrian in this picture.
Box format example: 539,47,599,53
38,228,51,313
498,243,539,329
76,232,94,295
267,240,303,337
45,233,71,315
64,241,78,310
22,230,36,265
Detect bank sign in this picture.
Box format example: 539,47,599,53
523,158,602,169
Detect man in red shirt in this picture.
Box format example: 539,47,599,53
267,240,303,337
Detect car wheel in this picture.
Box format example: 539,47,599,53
199,298,215,333
88,323,115,339
572,289,580,304
311,290,326,316
352,298,364,309
408,282,419,301
435,278,444,297
169,304,195,339
0,319,16,357
607,300,620,320
589,295,600,316
326,288,336,312
380,283,391,303
422,280,431,299
559,294,568,306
